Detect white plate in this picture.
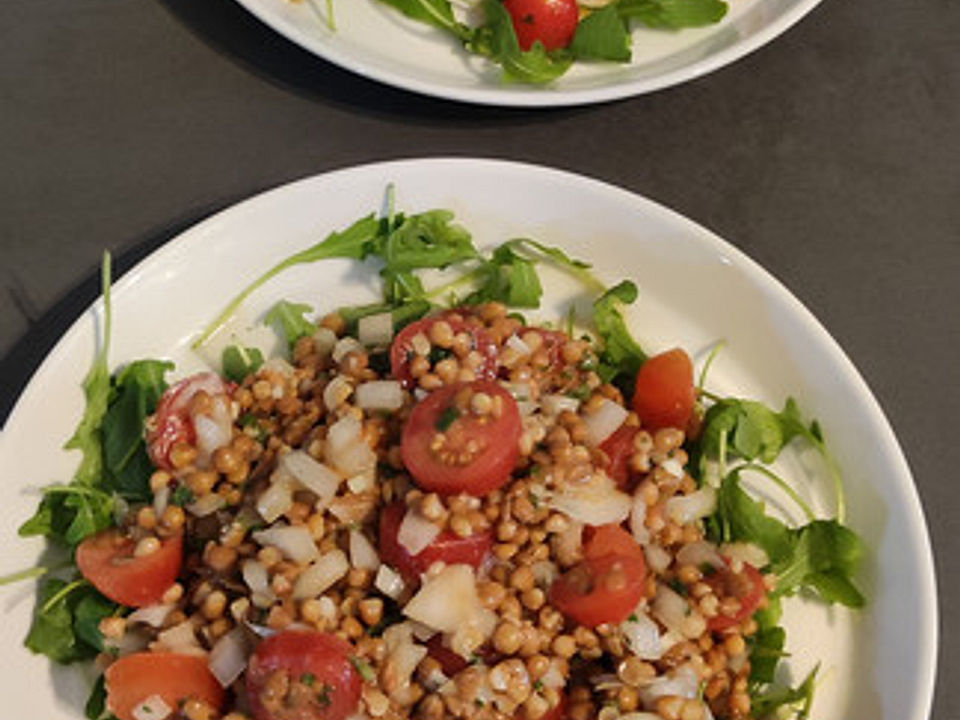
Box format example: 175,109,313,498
0,159,936,719
233,0,825,106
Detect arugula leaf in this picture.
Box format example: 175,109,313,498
571,5,632,62
195,214,380,347
464,243,543,308
375,0,468,36
618,0,728,28
471,1,573,84
381,210,478,273
699,399,784,466
593,280,648,383
716,471,796,564
25,579,114,663
103,359,173,501
85,675,108,720
266,300,316,348
339,299,432,333
773,520,865,607
222,345,265,382
751,663,819,719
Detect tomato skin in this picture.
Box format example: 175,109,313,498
105,652,224,720
632,348,696,433
379,503,493,582
503,0,580,51
246,631,361,720
599,424,639,490
390,313,498,389
705,562,767,632
550,525,646,628
76,529,183,607
147,372,232,471
401,380,522,496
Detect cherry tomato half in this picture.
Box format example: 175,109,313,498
550,524,646,628
705,562,767,632
632,348,696,433
599,423,640,490
503,0,580,51
147,372,233,471
390,313,498,389
402,380,521,496
379,502,493,582
105,652,224,720
76,529,183,607
246,631,361,720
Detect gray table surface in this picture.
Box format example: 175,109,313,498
1,0,957,717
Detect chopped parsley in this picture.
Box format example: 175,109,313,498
435,406,461,432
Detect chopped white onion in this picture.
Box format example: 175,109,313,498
156,620,201,654
665,487,717,525
256,476,295,523
350,529,381,571
242,559,276,609
621,610,664,660
583,399,628,446
347,471,376,494
629,492,650,546
644,544,671,574
449,607,497,659
375,564,406,600
282,450,341,505
132,694,172,720
505,334,532,357
356,381,404,411
721,541,770,569
550,474,631,526
638,665,700,707
313,327,337,358
293,549,350,600
253,525,319,565
404,564,481,633
516,401,538,416
397,509,442,557
676,540,725,570
186,493,226,518
540,659,567,689
661,457,685,480
193,395,233,465
333,336,363,363
382,623,428,702
541,394,580,416
127,604,174,629
152,485,170,519
324,375,354,412
325,416,377,477
652,585,692,636
530,561,559,587
358,312,395,347
506,382,533,402
208,628,248,688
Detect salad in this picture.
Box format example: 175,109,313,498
4,194,864,720
319,0,728,84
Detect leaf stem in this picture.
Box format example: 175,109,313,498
739,463,817,523
41,578,88,614
0,566,48,587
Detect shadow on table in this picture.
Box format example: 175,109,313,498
0,204,237,427
158,0,574,124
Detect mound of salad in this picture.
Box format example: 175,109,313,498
318,0,728,84
4,192,864,720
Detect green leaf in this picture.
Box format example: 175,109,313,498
375,0,466,35
716,471,796,565
700,399,785,466
751,663,819,718
571,5,632,62
339,299,432,333
471,1,573,84
222,345,265,382
194,214,380,347
266,300,316,348
773,519,865,607
618,0,728,28
749,626,786,685
85,675,108,720
25,579,94,663
382,210,478,273
73,592,118,653
593,280,648,383
464,243,543,308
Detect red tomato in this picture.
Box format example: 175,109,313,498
401,380,521,496
632,348,696,433
147,372,232,470
390,313,498,389
583,523,644,562
425,634,469,676
599,424,639,490
705,562,767,632
246,631,361,720
105,652,224,720
550,552,646,628
379,503,493,582
76,529,182,607
503,0,580,51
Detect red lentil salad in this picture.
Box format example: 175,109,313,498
4,194,865,720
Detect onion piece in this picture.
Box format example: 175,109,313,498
257,476,295,524
152,485,170,519
397,509,441,557
350,529,380,571
382,623,428,704
665,487,717,525
629,492,650,546
242,559,276,609
541,394,580,416
186,493,226,518
721,541,770,569
403,565,482,634
583,399,628,446
253,525,319,565
312,327,337,359
293,549,350,600
127,604,174,629
324,375,354,412
281,450,341,505
193,395,233,466
620,609,664,660
550,474,631,526
358,312,394,347
356,381,404,411
132,694,173,720
208,628,249,688
638,665,700,706
652,585,689,634
644,544,671,574
375,564,406,600
676,540,725,570
325,416,377,477
506,334,533,357
155,620,202,655
347,471,376,494
333,337,363,364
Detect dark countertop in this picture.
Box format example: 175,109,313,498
1,0,957,717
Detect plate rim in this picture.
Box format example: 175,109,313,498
0,158,938,720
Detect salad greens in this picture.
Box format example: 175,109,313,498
9,194,865,720
343,0,728,84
